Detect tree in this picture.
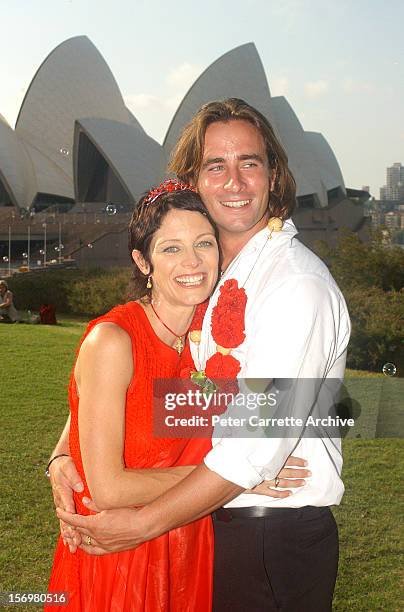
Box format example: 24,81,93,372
313,229,404,292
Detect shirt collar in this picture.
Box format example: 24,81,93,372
219,219,298,284
236,218,298,257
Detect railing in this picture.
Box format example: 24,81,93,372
0,207,131,227
0,206,130,266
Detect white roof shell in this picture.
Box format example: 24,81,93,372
1,35,159,209
23,141,73,200
163,43,345,209
74,118,167,202
163,43,280,154
1,37,346,212
15,36,130,181
0,119,37,208
270,96,328,206
304,131,346,194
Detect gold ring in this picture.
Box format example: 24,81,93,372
85,535,93,546
274,476,280,488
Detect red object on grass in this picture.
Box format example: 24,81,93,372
39,304,57,325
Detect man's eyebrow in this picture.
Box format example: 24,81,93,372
201,153,265,169
201,157,224,169
238,153,265,163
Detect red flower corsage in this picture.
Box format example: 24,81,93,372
188,279,247,399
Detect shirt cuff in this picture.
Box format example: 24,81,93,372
203,443,264,489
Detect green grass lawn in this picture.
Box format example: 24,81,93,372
0,320,402,610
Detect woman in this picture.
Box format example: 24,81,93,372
47,181,221,611
0,280,19,322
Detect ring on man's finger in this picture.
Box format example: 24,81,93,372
85,535,93,546
274,476,280,488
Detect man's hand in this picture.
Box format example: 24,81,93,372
246,455,310,498
56,506,143,556
49,455,84,552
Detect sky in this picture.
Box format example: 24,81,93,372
0,0,402,197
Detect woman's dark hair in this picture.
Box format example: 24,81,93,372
128,188,220,300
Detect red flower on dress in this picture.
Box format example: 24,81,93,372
211,279,247,348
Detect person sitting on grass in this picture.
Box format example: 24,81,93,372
0,280,19,323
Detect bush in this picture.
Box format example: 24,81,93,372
312,231,404,374
313,229,404,291
67,269,132,316
344,287,404,373
6,268,132,316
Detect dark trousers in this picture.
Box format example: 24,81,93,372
213,506,338,612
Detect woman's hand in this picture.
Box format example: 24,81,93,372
49,455,84,552
245,455,311,499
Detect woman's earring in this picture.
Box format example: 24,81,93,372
146,275,152,289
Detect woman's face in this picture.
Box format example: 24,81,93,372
0,285,6,296
146,209,219,308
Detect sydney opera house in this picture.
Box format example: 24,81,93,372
0,36,368,269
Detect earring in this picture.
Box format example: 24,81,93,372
146,275,152,289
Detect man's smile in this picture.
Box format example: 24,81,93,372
220,199,251,209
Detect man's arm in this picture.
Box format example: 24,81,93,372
57,463,243,554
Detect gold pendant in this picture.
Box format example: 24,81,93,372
175,336,184,354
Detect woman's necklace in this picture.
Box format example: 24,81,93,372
150,303,189,354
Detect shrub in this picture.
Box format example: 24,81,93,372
67,269,132,316
6,268,131,315
344,287,404,373
313,229,404,291
313,231,404,374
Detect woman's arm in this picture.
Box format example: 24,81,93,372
77,322,195,510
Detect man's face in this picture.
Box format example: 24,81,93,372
196,120,273,238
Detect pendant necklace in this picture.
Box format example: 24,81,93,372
150,303,189,354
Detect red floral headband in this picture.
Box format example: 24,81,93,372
144,179,197,205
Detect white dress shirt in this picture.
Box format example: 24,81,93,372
190,220,351,508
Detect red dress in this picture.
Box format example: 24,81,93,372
47,302,213,611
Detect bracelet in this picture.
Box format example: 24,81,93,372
45,453,70,478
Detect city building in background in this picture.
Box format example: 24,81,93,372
364,163,404,246
380,163,404,202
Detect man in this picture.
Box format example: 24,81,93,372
54,99,350,611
